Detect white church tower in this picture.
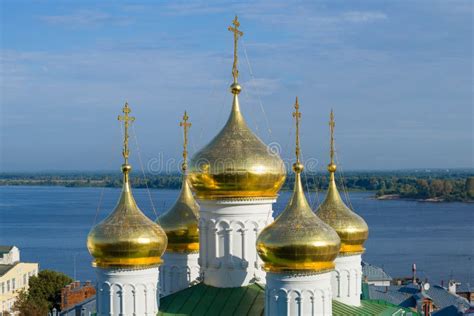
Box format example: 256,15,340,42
257,98,341,316
187,16,286,288
87,102,168,316
158,111,201,296
316,110,369,306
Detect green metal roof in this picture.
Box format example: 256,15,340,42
159,283,419,316
158,283,265,316
333,300,417,316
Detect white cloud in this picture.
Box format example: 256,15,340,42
163,1,227,16
39,10,133,27
341,11,387,23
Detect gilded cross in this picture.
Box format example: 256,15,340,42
292,97,302,163
329,109,335,165
118,102,135,164
228,15,243,83
179,111,191,172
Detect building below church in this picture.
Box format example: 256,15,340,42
0,246,39,315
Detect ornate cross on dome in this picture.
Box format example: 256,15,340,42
228,15,243,83
293,97,302,165
179,111,191,172
118,102,135,165
329,109,336,168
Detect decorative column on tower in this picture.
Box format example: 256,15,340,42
316,110,369,306
257,98,341,316
188,16,286,288
158,111,200,296
87,103,168,316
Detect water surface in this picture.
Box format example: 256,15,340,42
0,186,472,285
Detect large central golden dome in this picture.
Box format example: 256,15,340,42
188,17,285,200
188,90,286,199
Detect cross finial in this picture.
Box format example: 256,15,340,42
118,102,135,165
179,111,192,172
329,109,335,165
292,97,302,165
228,15,243,84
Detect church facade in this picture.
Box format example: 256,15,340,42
86,16,417,316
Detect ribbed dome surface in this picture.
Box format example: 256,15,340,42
158,176,200,252
87,165,168,268
188,92,286,200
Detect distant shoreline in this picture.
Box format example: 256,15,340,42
1,170,473,203
375,194,474,203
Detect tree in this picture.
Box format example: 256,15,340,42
466,177,474,198
13,290,48,316
13,270,72,315
430,179,445,197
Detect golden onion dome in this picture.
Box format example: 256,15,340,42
188,17,285,200
256,98,340,273
158,111,200,253
188,92,286,199
315,110,369,255
158,176,199,252
87,103,167,268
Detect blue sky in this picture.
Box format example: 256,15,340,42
0,0,472,171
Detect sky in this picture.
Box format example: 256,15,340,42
0,0,472,172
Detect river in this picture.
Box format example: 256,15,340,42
0,186,472,286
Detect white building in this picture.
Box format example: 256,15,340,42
0,246,19,265
0,246,38,315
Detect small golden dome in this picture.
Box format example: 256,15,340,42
316,171,369,255
87,103,167,268
256,98,340,273
188,16,286,200
257,169,341,273
87,165,168,268
188,94,286,199
158,175,199,252
159,112,200,252
315,110,368,255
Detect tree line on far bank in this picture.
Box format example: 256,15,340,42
1,170,473,202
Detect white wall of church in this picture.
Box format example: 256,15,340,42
331,254,362,306
198,198,275,288
95,266,160,316
265,271,333,316
159,252,200,297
